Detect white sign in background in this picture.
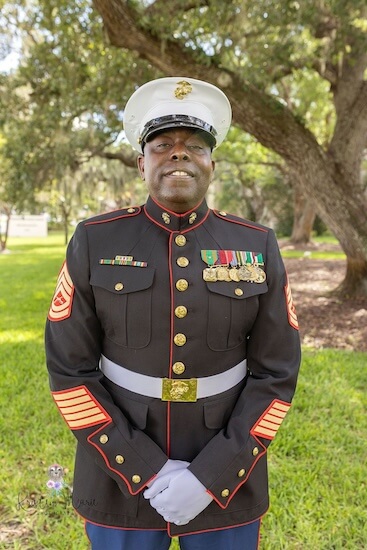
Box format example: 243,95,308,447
0,215,48,237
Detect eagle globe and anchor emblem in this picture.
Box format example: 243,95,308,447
174,80,193,100
162,378,198,402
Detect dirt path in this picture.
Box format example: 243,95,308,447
285,256,367,352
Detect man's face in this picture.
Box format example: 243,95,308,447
137,128,215,213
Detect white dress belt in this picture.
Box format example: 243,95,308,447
99,354,247,401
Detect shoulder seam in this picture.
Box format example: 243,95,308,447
85,207,142,226
213,210,268,233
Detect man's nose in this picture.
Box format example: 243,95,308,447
170,143,190,161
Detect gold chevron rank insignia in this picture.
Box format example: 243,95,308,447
285,276,299,330
251,400,291,440
48,261,74,322
52,386,111,430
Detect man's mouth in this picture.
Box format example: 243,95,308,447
166,170,193,177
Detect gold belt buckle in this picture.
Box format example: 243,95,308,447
161,378,198,402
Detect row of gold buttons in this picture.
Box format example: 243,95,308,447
220,447,259,499
173,235,189,374
99,434,141,484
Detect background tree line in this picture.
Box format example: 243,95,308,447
0,0,366,296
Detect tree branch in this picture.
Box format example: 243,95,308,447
95,148,138,168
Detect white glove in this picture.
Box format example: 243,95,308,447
146,459,189,492
144,468,213,525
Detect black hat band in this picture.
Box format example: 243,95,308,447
140,114,217,146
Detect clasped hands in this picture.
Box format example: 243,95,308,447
144,459,213,526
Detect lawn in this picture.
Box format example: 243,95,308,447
0,234,366,549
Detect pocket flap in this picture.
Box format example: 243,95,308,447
90,266,155,294
206,281,268,299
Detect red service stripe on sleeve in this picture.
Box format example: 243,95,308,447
251,400,291,440
48,261,74,321
284,277,299,330
52,386,111,430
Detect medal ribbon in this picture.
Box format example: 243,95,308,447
201,250,264,266
201,250,218,266
218,250,231,265
229,250,237,267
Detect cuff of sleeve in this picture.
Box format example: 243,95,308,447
88,422,166,496
206,435,266,509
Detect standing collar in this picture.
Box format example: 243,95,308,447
144,196,210,232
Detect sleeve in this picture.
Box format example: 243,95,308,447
45,222,167,497
188,228,301,508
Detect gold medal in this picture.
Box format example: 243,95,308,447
254,265,266,283
229,267,240,282
203,267,217,282
238,265,253,281
246,265,259,282
216,266,231,282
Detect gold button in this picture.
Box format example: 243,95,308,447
175,235,187,247
235,288,243,297
115,282,124,291
176,279,189,291
115,455,125,464
237,469,246,478
175,305,188,319
132,475,141,484
219,211,227,216
252,447,259,456
177,257,189,268
174,333,187,346
221,489,230,498
99,434,108,444
172,362,186,375
127,208,135,213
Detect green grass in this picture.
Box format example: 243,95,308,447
1,234,366,549
280,234,346,260
280,250,346,260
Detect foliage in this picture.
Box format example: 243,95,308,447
0,0,154,217
0,0,347,233
213,128,294,233
0,234,366,548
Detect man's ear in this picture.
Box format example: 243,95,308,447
137,154,145,179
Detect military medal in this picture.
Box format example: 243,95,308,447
253,265,266,283
229,267,240,282
228,251,240,281
203,267,217,282
201,250,218,282
217,251,231,281
201,250,266,284
238,265,253,281
216,265,231,281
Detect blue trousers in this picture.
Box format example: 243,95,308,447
85,520,261,550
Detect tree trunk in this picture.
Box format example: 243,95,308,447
341,257,367,298
290,189,317,245
0,206,12,253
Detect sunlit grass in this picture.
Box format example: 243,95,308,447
281,250,346,260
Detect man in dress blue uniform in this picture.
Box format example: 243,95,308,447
45,77,301,549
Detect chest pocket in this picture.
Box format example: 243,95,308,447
206,281,268,351
90,266,155,349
